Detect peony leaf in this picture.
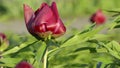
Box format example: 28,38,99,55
0,58,22,67
1,41,37,56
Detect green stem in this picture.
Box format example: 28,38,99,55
0,67,3,68
44,49,48,68
0,51,3,68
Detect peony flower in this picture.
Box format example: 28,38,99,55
0,33,9,51
23,2,66,39
90,9,106,25
15,61,33,68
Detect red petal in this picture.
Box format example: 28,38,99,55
34,23,47,33
45,16,58,33
0,33,6,40
51,2,59,20
95,10,106,24
46,21,57,33
15,61,33,68
34,5,53,25
90,13,95,23
35,3,47,16
53,19,66,34
23,4,34,24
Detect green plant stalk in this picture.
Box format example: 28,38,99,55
1,41,37,56
0,62,3,68
0,51,3,68
0,66,3,68
44,49,48,68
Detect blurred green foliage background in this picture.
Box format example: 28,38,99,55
0,0,120,21
1,0,120,68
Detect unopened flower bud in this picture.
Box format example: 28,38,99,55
23,2,66,39
90,9,106,25
15,61,33,68
0,33,9,52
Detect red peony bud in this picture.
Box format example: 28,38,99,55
0,33,6,41
23,2,66,39
0,32,9,51
15,61,33,68
90,9,106,25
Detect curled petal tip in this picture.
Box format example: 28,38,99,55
41,2,47,6
40,2,48,9
51,2,57,9
35,2,48,15
51,2,59,19
52,2,56,5
23,4,31,10
23,4,34,24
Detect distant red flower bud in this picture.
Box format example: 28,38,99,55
90,9,106,25
23,2,66,39
15,61,33,68
0,32,9,51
